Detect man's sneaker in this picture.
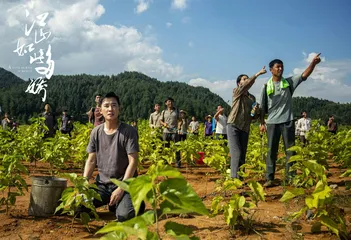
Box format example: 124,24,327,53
263,180,274,188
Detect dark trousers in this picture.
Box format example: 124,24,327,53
94,180,145,222
266,121,295,181
227,125,249,179
61,129,72,138
300,135,307,146
163,133,181,167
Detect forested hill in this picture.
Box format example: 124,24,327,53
0,69,229,123
0,68,350,125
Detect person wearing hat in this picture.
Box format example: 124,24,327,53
160,97,182,168
227,66,267,180
204,115,213,137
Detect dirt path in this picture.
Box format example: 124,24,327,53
0,161,350,240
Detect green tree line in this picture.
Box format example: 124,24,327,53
0,67,350,125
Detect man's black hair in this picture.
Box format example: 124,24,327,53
164,97,174,103
99,92,121,106
63,109,68,112
301,110,307,115
269,59,284,69
236,74,249,86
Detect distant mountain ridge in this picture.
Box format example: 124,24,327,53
0,67,25,88
0,67,350,125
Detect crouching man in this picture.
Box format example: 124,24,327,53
83,92,144,221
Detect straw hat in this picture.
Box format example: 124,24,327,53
205,115,212,120
179,110,187,115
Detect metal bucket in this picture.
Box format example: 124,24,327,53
28,176,67,217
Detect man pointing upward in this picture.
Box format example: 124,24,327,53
259,53,321,187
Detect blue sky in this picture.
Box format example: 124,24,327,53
1,0,351,103
102,0,351,78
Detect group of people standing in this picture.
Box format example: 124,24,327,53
147,54,323,188
41,104,73,138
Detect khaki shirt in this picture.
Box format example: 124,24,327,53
149,111,161,128
227,75,257,133
161,108,179,133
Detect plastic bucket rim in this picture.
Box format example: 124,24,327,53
31,176,68,182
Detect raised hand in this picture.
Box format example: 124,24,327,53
256,66,267,77
312,53,322,65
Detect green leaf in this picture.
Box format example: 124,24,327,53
80,212,90,226
289,206,308,220
128,175,153,216
99,231,126,240
165,221,194,236
159,178,209,216
340,169,351,178
303,161,325,178
156,164,184,179
247,180,265,202
311,221,322,233
237,196,246,209
97,211,155,240
110,178,131,192
320,215,339,237
280,188,305,202
160,200,194,215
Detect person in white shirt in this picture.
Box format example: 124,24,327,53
296,110,311,146
188,116,199,135
214,105,227,140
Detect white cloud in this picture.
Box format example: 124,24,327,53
291,52,351,102
188,41,193,47
166,22,172,28
172,0,188,10
188,52,351,103
135,0,152,14
188,76,269,104
0,0,182,81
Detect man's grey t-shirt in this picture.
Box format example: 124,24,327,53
259,75,304,124
86,123,139,184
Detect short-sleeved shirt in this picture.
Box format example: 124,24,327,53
205,121,212,135
259,75,304,124
149,111,161,128
189,121,199,133
161,108,179,134
215,115,227,134
86,123,139,184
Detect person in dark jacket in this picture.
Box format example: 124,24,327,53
43,103,57,138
